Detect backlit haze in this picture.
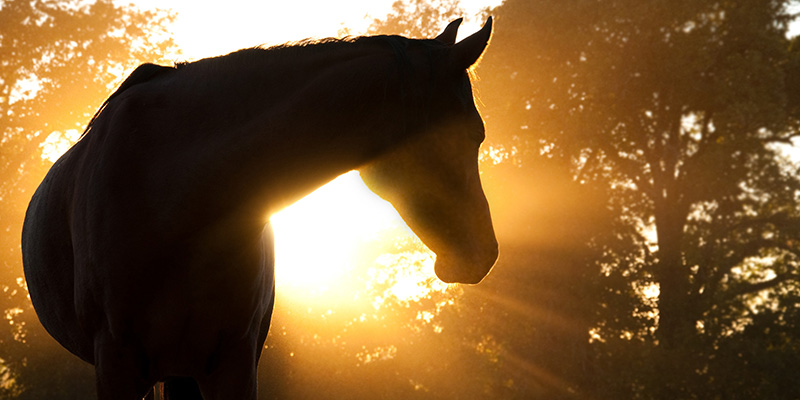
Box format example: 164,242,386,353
17,1,800,397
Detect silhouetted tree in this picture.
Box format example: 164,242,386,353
0,0,174,397
479,0,800,398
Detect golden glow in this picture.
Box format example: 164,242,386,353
368,251,449,305
270,172,453,311
144,1,396,60
270,171,403,293
40,130,80,163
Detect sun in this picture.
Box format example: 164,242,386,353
270,172,414,294
269,171,456,312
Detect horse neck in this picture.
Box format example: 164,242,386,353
184,45,429,217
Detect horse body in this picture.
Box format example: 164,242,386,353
22,19,496,399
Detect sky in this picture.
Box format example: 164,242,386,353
128,0,394,59
126,0,502,60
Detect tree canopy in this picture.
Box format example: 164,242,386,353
476,0,800,397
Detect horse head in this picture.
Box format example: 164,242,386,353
361,18,498,284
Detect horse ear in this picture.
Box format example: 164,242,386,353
450,16,493,71
435,18,463,45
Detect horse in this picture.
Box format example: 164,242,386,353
21,18,497,400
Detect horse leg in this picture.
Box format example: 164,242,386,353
198,368,257,400
143,383,161,400
94,333,152,400
163,377,203,400
196,343,258,400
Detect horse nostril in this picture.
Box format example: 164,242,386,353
433,260,458,284
462,273,486,285
433,253,494,285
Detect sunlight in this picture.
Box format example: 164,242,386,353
142,0,396,60
368,251,450,304
134,0,505,60
40,130,80,162
268,172,457,325
270,172,407,294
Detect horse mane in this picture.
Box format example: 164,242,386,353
80,35,444,139
259,35,422,63
180,34,426,75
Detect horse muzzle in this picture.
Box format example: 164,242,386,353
433,242,498,284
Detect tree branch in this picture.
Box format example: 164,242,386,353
699,234,800,307
722,273,800,302
599,141,656,198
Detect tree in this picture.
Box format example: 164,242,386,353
479,0,800,397
0,0,175,397
366,0,464,38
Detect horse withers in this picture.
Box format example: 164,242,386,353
21,18,497,399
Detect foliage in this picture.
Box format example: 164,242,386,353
0,0,175,397
477,0,800,398
366,0,464,38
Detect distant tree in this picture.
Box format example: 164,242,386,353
0,0,175,397
366,0,464,38
479,0,800,397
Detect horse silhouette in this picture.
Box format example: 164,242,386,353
21,18,497,400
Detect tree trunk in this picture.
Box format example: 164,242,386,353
653,203,698,399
